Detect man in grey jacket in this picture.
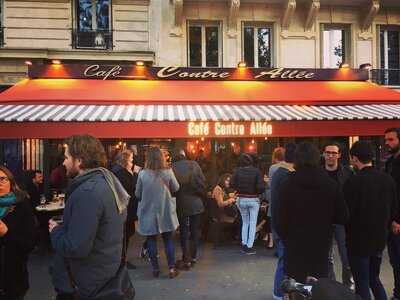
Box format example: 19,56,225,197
172,149,206,270
48,135,129,300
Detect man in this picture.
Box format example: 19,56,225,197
24,170,43,210
172,149,206,270
323,142,354,288
270,143,296,300
344,141,397,300
385,128,400,300
276,142,348,285
48,135,130,300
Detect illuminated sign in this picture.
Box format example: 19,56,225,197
188,122,273,137
28,65,369,81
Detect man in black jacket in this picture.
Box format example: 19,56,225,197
385,127,400,300
322,142,354,289
344,141,397,300
172,149,206,270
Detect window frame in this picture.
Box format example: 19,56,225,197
75,0,112,32
241,22,274,68
0,0,4,47
378,25,400,69
320,23,352,68
187,20,222,67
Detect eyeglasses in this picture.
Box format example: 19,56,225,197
0,176,9,183
324,151,339,156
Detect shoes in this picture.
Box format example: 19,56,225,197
175,260,191,271
152,269,160,278
240,244,247,253
126,261,137,270
169,268,179,279
190,259,197,267
140,246,149,261
245,247,256,255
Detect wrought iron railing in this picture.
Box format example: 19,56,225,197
72,29,113,50
371,69,400,86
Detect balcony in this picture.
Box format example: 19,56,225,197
371,69,400,87
72,29,113,50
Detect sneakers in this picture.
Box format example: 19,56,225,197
240,245,256,255
169,268,179,279
245,247,256,255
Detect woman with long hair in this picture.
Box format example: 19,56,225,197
0,166,36,300
135,147,180,278
231,153,265,255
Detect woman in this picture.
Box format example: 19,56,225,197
212,173,237,223
0,166,36,300
135,147,180,278
231,153,265,255
113,149,139,269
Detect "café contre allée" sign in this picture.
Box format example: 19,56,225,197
188,121,273,137
28,64,368,81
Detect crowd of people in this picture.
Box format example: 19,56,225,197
0,128,399,300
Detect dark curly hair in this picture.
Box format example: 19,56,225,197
64,135,107,170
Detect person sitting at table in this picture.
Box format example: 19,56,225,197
0,166,36,300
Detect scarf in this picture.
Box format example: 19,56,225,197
78,167,130,214
0,192,17,219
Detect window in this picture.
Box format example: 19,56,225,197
187,22,221,67
321,24,351,68
0,0,3,47
242,23,273,67
379,26,400,85
74,0,112,49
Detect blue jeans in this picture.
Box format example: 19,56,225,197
348,253,387,300
273,233,285,299
179,214,201,262
328,224,352,284
146,232,175,270
388,233,400,298
237,198,260,248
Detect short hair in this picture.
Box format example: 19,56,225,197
323,141,342,153
172,149,186,162
117,149,133,168
272,147,285,163
385,128,400,139
284,143,297,163
294,142,321,169
64,135,107,170
238,153,253,167
145,147,168,170
350,141,373,164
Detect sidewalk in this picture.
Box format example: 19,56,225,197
25,236,395,300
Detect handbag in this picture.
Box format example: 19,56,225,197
65,227,135,300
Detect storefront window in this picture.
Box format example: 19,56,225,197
321,24,350,68
188,22,221,67
74,0,112,49
379,26,400,85
242,24,272,67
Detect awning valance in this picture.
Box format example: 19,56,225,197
1,104,400,122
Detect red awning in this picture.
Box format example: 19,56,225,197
0,79,399,105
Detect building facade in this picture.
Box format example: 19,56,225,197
0,0,400,87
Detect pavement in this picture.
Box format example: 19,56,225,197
25,235,395,300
